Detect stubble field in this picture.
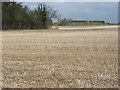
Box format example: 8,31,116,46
2,26,118,88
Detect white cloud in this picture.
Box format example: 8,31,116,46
7,1,118,23
14,0,119,2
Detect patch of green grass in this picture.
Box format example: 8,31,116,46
63,24,113,26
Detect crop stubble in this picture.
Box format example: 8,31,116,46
2,28,118,88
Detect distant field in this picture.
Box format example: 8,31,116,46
58,25,118,30
2,26,118,88
60,24,112,26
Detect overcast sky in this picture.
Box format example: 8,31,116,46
15,0,119,2
21,2,118,23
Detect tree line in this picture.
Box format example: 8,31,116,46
58,18,106,26
2,2,59,30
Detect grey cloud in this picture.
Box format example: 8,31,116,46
21,2,118,23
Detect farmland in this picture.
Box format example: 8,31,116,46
2,26,118,88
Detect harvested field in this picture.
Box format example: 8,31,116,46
2,26,118,88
